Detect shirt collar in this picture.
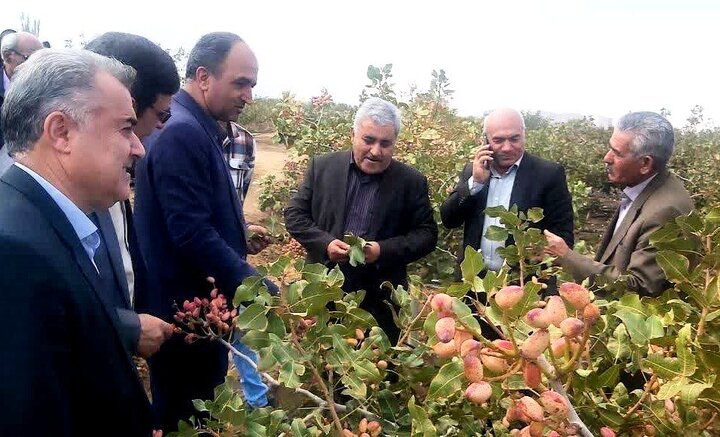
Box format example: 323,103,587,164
490,153,524,178
13,162,98,244
174,89,226,144
623,173,657,202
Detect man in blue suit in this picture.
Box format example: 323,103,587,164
0,49,165,436
134,32,276,432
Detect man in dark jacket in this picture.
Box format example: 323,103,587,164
285,97,438,343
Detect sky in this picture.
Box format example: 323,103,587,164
5,0,720,128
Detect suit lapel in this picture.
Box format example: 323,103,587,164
94,209,131,307
2,167,131,352
368,160,396,238
330,152,351,236
508,154,532,211
599,172,668,263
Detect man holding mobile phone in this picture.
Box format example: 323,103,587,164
441,108,574,276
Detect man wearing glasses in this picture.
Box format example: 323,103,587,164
0,31,43,174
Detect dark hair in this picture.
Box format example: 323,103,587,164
185,32,243,80
85,32,180,116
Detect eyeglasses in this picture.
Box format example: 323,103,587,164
10,49,31,62
154,107,172,123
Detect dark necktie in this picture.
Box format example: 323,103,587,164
89,213,125,308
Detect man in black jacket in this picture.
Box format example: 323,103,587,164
285,97,438,343
441,108,574,276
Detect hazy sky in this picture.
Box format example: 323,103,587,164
5,0,720,127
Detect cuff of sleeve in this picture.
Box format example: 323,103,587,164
467,176,484,195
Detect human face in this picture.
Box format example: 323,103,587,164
604,129,653,187
134,94,172,141
203,42,257,122
485,115,526,173
351,118,397,174
2,35,43,78
66,72,145,211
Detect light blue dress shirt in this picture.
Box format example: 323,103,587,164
467,155,524,271
14,163,100,265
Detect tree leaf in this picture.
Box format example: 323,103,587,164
235,303,269,331
451,298,483,338
427,358,464,400
526,207,544,223
233,275,266,307
344,233,367,267
408,396,437,437
301,263,328,283
460,246,484,284
656,250,691,284
484,225,509,242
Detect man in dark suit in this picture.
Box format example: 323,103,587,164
133,32,276,432
441,108,574,276
85,32,181,360
544,111,693,296
284,97,438,343
0,49,170,436
0,31,43,173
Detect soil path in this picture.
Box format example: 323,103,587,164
244,133,288,223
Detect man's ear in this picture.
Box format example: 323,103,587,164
43,111,73,154
195,66,211,91
639,155,655,175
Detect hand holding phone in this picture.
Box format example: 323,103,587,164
472,136,493,184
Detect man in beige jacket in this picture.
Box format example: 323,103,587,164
544,111,692,297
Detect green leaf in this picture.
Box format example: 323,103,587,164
268,256,291,277
706,207,720,224
301,263,328,283
344,233,367,267
235,303,269,331
340,372,367,399
656,250,691,284
239,330,271,349
284,280,307,309
680,381,713,405
484,225,509,242
451,298,483,338
192,399,208,412
706,276,720,306
590,364,622,389
233,275,266,307
326,265,345,287
427,358,464,400
445,282,471,298
614,308,648,346
645,315,664,340
676,212,704,235
287,282,342,316
460,246,484,283
408,396,437,437
278,360,305,389
643,353,695,379
657,377,686,400
526,207,544,223
342,307,377,330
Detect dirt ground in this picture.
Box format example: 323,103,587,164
243,132,288,223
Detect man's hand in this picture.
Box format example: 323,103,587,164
472,145,493,184
327,239,350,263
363,241,380,263
543,229,570,258
136,314,174,358
247,224,271,255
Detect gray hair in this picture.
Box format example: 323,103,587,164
616,111,674,170
0,32,18,55
1,49,136,156
353,97,402,136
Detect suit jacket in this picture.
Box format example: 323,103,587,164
133,90,260,321
94,209,141,355
0,166,152,436
440,152,574,269
561,171,693,296
284,150,438,290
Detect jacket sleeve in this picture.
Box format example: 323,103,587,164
377,174,438,265
284,156,336,262
560,207,683,297
541,165,575,247
150,123,260,297
440,162,485,229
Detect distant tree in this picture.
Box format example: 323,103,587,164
19,13,40,36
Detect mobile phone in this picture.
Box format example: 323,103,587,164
482,134,491,170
